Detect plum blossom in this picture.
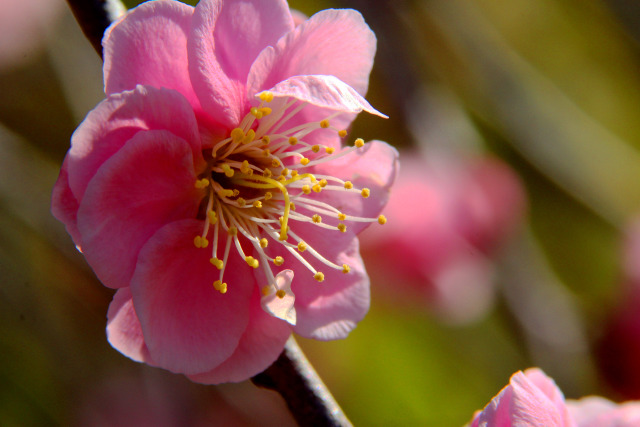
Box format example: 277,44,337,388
51,0,397,383
470,368,640,427
360,150,525,324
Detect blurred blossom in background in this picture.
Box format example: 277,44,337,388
4,0,640,425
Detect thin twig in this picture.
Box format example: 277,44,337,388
252,336,352,427
65,0,126,58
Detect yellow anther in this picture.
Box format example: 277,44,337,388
240,160,252,174
314,272,325,282
228,226,238,236
213,280,227,294
231,127,244,143
271,158,281,168
338,129,348,138
250,107,261,118
245,256,259,268
290,170,299,177
274,256,284,266
237,197,246,207
193,235,209,248
319,179,327,188
259,91,274,102
326,147,335,154
263,168,272,177
210,257,224,270
281,168,289,177
344,181,353,190
232,189,240,197
207,210,218,224
361,188,370,198
261,285,271,296
259,107,272,116
378,215,387,225
302,185,311,194
262,136,271,145
311,145,320,153
195,178,210,189
354,138,365,148
276,289,286,299
312,214,322,223
290,203,296,211
320,119,330,128
338,223,347,233
300,157,310,166
288,137,298,145
278,175,287,183
338,213,347,221
221,164,234,177
342,264,351,274
260,238,268,248
253,200,263,208
312,184,322,193
242,129,255,144
297,241,307,252
217,189,234,198
264,192,273,201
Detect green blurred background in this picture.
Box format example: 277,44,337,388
3,0,640,425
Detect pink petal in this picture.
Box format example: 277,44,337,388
130,219,254,375
103,0,201,110
270,232,370,340
248,8,375,98
261,269,297,325
262,75,387,118
106,287,154,365
50,157,81,248
77,131,201,289
311,140,399,235
67,86,203,202
187,286,292,384
568,397,640,427
188,0,293,127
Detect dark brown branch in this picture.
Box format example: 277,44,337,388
65,0,126,58
252,337,352,427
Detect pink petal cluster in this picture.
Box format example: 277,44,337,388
51,0,397,383
596,217,640,399
360,150,525,323
470,368,640,427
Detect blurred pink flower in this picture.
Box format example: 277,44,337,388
51,0,397,383
596,217,640,399
470,368,640,427
0,0,64,69
360,150,525,323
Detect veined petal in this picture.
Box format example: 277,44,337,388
248,8,376,97
260,269,296,325
131,219,254,375
77,131,201,289
188,286,291,384
262,75,387,118
51,157,81,248
103,0,200,110
188,0,293,127
67,86,203,202
106,287,154,365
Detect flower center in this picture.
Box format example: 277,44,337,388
192,92,387,296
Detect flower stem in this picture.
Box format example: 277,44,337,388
251,336,352,427
65,0,126,58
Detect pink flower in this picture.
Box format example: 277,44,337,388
471,368,640,427
360,150,525,323
51,0,397,383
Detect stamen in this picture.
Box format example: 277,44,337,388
314,272,325,282
213,280,228,294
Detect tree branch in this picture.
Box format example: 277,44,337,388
65,0,126,58
252,336,352,427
